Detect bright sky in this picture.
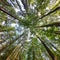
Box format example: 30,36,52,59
8,0,25,12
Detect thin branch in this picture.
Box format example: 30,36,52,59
44,38,60,53
49,42,60,52
21,0,28,11
0,6,19,20
35,22,60,28
54,31,60,35
10,0,16,7
0,0,11,6
31,7,60,26
38,6,60,19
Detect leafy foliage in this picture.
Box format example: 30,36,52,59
0,0,60,60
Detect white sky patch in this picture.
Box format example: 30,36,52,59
30,4,34,10
17,0,25,11
44,27,47,30
2,21,5,25
52,47,56,51
0,32,4,34
39,22,43,25
38,12,41,17
58,16,60,18
8,0,25,12
15,8,20,12
0,53,5,56
27,29,31,42
7,0,18,12
46,7,49,10
11,23,19,27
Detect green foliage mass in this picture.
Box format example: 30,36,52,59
0,0,60,60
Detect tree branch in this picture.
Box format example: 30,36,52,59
38,6,60,19
0,6,19,20
21,0,28,11
36,34,55,60
0,0,11,6
35,22,60,28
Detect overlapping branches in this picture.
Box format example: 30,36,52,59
0,6,19,20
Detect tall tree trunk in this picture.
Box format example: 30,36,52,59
35,34,57,60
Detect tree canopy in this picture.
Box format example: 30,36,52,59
0,0,60,60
